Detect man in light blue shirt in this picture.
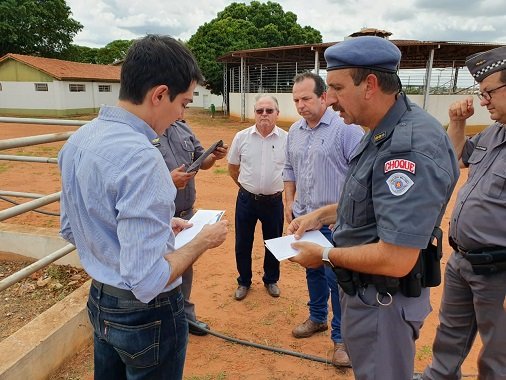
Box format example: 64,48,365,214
59,35,228,380
284,71,363,367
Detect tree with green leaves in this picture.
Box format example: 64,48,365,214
63,44,100,63
187,1,322,95
96,40,134,64
63,40,134,64
0,0,82,58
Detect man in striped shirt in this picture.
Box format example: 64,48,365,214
283,72,363,367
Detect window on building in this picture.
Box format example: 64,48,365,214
98,85,111,92
193,91,199,96
34,83,48,91
69,84,86,92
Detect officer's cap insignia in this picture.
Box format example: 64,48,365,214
386,173,414,196
475,59,486,66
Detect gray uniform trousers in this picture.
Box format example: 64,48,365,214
341,286,431,380
180,211,196,322
423,252,506,380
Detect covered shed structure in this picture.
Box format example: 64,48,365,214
218,37,504,126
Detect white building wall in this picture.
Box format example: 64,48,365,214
54,81,93,109
189,84,223,110
0,80,120,111
90,82,120,108
0,81,59,109
409,94,491,126
229,93,493,127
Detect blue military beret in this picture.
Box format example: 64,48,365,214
325,36,401,73
465,46,506,82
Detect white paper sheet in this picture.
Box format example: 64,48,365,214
174,209,225,249
264,230,333,261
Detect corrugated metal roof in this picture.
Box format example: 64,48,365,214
0,53,120,82
218,40,505,69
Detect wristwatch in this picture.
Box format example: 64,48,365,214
322,247,334,268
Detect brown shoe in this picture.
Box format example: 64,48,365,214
265,283,280,297
292,318,328,338
332,342,351,367
234,285,249,301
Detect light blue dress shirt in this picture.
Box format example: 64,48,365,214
283,108,364,217
59,106,179,303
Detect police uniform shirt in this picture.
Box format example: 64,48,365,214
449,122,506,250
156,121,205,214
332,96,459,250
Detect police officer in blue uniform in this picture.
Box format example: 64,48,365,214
156,120,228,335
423,46,506,380
287,36,459,380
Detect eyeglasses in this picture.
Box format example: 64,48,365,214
477,83,506,101
255,108,276,115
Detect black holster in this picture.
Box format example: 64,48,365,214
333,227,444,298
421,226,443,287
399,227,443,297
333,267,357,296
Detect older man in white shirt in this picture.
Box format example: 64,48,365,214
228,94,288,301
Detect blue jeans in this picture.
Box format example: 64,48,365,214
87,283,188,380
306,226,342,342
235,189,284,287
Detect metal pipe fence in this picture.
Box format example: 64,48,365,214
0,154,58,163
0,117,81,292
227,62,477,95
0,191,61,221
0,244,76,292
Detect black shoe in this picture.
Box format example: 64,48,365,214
188,320,209,336
234,285,249,300
265,283,280,297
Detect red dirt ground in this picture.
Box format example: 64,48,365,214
0,109,480,379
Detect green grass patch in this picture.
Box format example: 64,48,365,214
416,345,432,360
0,163,10,173
184,372,227,380
213,167,228,175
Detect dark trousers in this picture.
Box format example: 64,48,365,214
235,188,284,287
87,283,187,380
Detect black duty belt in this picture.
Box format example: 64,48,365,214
449,237,506,274
92,279,180,301
175,208,194,218
239,186,282,201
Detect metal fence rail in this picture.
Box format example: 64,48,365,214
228,63,477,95
0,117,82,292
0,244,76,292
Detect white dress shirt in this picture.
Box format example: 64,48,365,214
228,125,287,195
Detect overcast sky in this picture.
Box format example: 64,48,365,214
66,0,506,48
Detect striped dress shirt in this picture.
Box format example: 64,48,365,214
59,106,178,303
283,108,364,217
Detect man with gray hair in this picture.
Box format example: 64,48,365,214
228,94,287,301
423,45,506,380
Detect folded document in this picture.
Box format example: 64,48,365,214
265,230,333,261
174,209,224,249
